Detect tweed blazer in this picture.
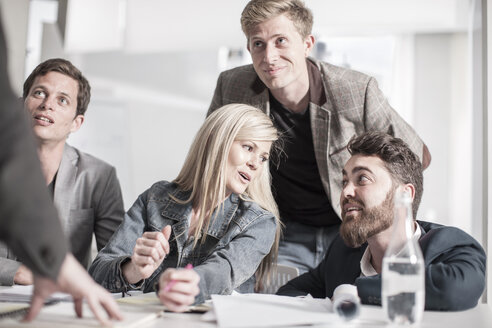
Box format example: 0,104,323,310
208,58,424,218
0,144,124,285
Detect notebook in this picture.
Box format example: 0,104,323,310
117,292,211,313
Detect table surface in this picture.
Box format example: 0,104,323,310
150,303,492,328
0,286,491,328
2,303,488,328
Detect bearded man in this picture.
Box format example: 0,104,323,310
277,131,486,311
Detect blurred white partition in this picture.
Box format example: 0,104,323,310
59,0,125,53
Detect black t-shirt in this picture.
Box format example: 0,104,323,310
269,93,339,227
47,171,57,199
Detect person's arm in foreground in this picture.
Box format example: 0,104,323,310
26,254,122,325
0,12,122,325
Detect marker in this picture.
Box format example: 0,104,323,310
163,263,193,292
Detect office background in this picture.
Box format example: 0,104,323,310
1,0,490,302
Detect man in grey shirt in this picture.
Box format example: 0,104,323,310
0,58,124,285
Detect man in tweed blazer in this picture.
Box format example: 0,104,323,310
0,58,124,286
208,0,430,274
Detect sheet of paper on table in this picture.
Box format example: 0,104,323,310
0,292,211,327
211,293,341,327
0,295,164,328
0,285,72,303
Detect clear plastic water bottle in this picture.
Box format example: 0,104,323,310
382,190,425,324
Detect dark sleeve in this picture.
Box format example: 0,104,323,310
354,227,487,311
277,235,365,299
420,227,486,311
206,72,225,117
0,14,67,279
276,257,328,298
354,275,382,306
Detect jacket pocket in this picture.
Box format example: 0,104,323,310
67,208,94,258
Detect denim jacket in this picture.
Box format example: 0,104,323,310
89,181,277,304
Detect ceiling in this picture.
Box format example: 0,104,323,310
59,0,471,53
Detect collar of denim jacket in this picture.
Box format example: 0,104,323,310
161,188,239,239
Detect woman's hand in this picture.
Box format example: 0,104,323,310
157,267,200,312
122,225,171,284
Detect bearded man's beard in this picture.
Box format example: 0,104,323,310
340,190,395,248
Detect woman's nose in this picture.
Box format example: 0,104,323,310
247,154,259,169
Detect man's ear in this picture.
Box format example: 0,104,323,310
304,34,315,57
402,184,416,202
70,114,84,133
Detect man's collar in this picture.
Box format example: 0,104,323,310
307,58,326,106
360,221,423,277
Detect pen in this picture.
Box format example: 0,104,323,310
163,263,193,292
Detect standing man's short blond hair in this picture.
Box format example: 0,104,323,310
240,0,313,39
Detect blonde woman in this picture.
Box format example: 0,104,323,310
89,104,281,312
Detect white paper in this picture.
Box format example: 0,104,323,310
0,296,163,327
0,285,72,303
211,293,341,327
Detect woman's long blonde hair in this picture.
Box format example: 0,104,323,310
173,103,281,285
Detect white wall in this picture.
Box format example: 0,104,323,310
68,50,220,208
413,33,472,235
481,0,490,304
69,97,206,209
0,0,29,95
